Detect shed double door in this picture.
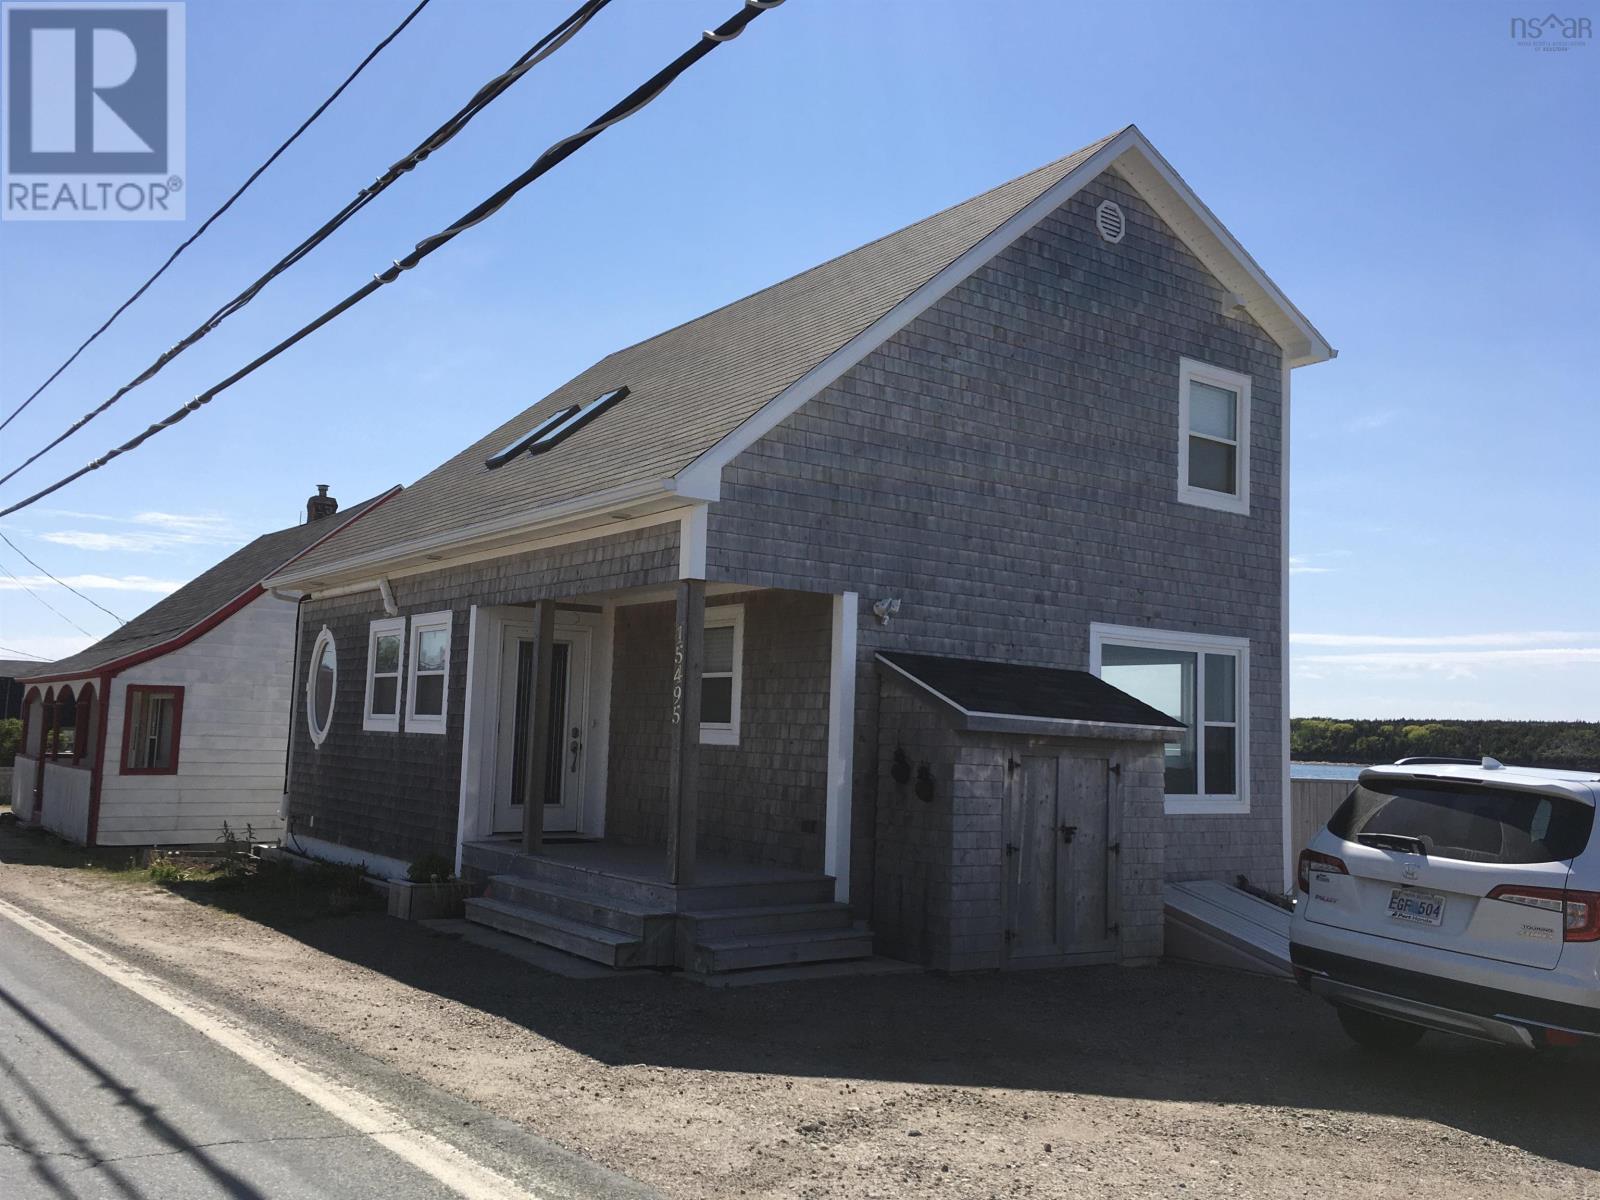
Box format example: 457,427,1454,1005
1004,753,1120,964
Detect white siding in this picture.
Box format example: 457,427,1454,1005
98,593,296,845
11,755,37,822
40,760,92,843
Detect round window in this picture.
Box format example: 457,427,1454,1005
307,628,337,746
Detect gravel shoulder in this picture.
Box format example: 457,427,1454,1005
2,830,1597,1200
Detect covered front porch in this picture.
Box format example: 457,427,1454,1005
452,575,866,972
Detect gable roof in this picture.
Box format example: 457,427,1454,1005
20,489,397,685
0,659,48,681
273,125,1332,590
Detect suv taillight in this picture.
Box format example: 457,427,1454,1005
1298,849,1348,894
1487,885,1600,942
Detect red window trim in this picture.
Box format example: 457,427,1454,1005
119,684,185,776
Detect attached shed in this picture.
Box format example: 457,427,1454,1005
873,652,1183,971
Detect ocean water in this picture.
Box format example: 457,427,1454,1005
1290,762,1366,781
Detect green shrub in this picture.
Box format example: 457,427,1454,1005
0,717,20,768
148,858,185,884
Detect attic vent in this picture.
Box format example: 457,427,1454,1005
1094,200,1126,244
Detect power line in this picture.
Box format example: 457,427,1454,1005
0,0,787,520
0,645,48,661
0,531,125,625
0,556,95,638
0,0,615,490
0,0,435,436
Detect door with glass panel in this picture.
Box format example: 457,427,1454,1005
491,624,591,835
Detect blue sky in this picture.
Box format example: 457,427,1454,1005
1,0,1595,719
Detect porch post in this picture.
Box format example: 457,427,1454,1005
667,578,704,886
825,592,858,903
521,600,556,854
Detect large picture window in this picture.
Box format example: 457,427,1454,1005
700,604,744,747
405,611,452,734
363,616,406,733
1177,357,1251,515
121,685,184,775
1090,623,1248,814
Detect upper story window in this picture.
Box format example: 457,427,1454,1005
363,617,405,733
307,627,337,747
406,611,452,734
700,604,744,747
1177,357,1251,515
122,684,184,775
483,387,629,469
1090,623,1249,816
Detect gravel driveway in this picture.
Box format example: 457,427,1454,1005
1,835,1595,1199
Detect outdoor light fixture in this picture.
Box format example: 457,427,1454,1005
872,597,901,625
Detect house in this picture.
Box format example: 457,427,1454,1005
264,126,1333,974
0,659,39,721
11,486,396,847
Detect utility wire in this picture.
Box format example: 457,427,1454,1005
0,645,48,661
0,0,614,490
0,531,125,625
0,0,435,436
0,556,95,638
0,0,787,520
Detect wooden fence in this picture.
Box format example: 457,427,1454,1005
1289,777,1357,859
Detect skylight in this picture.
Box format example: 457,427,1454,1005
482,387,628,470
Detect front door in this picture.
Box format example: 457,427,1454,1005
1004,753,1121,963
492,624,592,834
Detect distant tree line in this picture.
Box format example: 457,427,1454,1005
1292,718,1600,772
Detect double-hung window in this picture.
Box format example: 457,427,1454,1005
122,685,183,775
406,611,452,734
1091,623,1248,815
700,605,744,746
363,617,405,732
1177,357,1251,514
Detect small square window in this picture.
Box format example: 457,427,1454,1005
1177,358,1251,515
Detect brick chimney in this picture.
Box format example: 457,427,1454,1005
306,484,338,522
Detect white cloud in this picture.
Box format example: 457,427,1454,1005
29,509,244,554
1346,409,1399,433
0,573,181,594
1292,631,1600,648
1298,647,1600,668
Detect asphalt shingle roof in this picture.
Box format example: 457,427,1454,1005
22,492,392,683
283,133,1121,579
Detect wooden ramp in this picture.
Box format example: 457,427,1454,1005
1165,880,1292,978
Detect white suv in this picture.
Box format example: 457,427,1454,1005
1291,757,1600,1050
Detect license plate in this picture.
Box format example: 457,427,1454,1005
1389,888,1445,927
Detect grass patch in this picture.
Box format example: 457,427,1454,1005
155,856,383,924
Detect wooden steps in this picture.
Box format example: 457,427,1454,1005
459,843,873,974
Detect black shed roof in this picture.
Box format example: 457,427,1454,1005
877,651,1184,739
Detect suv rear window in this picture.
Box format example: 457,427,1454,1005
1328,780,1594,865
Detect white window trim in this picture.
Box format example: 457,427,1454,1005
405,610,452,734
306,626,336,748
362,616,406,733
1177,356,1251,515
1089,622,1250,816
700,604,744,747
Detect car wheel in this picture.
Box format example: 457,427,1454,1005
1335,1005,1426,1051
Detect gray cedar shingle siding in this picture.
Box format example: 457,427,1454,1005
707,166,1287,889
287,524,679,865
605,590,831,870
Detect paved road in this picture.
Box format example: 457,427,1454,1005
0,915,645,1200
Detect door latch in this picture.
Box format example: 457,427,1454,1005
569,726,582,773
1005,842,1019,858
1059,824,1078,844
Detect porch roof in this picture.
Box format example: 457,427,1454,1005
876,651,1184,741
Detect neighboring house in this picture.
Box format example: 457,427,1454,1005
11,486,396,846
0,659,40,721
266,126,1333,974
